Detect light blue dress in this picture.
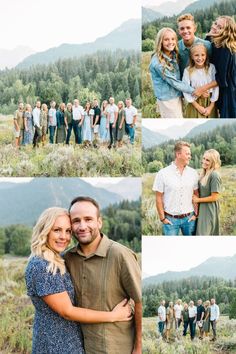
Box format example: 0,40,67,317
100,112,110,142
25,256,85,354
82,110,93,142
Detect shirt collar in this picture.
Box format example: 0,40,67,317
180,36,197,50
67,233,110,258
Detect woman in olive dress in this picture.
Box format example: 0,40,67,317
56,103,66,143
203,300,211,337
116,101,126,147
40,103,48,146
193,149,221,235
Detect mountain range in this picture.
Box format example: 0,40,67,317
142,120,236,148
143,254,236,286
0,178,140,226
0,46,35,70
16,19,140,69
95,178,141,201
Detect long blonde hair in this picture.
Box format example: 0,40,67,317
155,27,179,75
200,149,221,186
30,207,71,275
210,16,236,53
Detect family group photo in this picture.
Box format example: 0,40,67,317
142,237,236,353
0,0,142,177
142,0,236,118
142,119,236,236
0,177,142,354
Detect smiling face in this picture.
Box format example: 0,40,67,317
202,152,212,170
70,201,102,245
176,146,191,166
210,17,226,35
191,45,207,68
178,19,196,44
47,215,71,253
162,30,177,54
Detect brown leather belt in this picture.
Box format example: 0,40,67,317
165,212,191,219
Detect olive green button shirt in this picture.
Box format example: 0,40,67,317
14,110,24,130
64,234,141,354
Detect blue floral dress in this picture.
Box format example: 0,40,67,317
99,111,110,142
25,256,85,354
23,111,34,144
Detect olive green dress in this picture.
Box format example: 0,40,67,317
196,171,221,236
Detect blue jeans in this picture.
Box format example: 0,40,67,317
189,317,196,340
72,120,82,144
66,123,73,144
49,126,56,144
125,123,135,144
158,321,165,336
183,321,189,336
162,213,196,236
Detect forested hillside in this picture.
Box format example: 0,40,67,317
0,50,140,114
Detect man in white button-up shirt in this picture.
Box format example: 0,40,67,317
32,100,42,148
124,98,137,145
210,298,220,341
72,99,84,144
153,141,199,235
157,300,166,337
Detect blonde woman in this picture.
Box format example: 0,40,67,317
99,100,110,144
25,207,131,354
166,301,175,342
193,149,221,235
203,300,211,337
149,27,195,118
40,103,48,146
23,104,33,145
116,101,126,147
208,16,236,118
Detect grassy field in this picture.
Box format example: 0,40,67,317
142,166,236,236
0,115,142,177
143,317,236,354
0,255,33,354
142,52,159,119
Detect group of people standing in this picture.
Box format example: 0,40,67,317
149,14,236,118
158,298,220,342
13,97,137,148
153,141,222,235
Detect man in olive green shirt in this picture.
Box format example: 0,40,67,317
64,196,142,354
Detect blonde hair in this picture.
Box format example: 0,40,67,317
188,44,210,75
30,207,71,275
200,149,221,186
155,28,179,75
41,103,48,112
211,16,236,53
118,101,124,109
174,141,190,156
177,13,195,24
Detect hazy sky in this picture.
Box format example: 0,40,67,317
143,237,236,277
142,119,206,132
0,0,140,52
0,177,124,185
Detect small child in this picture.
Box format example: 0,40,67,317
183,43,219,118
149,27,195,118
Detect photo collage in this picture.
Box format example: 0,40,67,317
0,0,235,353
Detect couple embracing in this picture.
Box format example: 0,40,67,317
25,196,142,354
153,141,221,235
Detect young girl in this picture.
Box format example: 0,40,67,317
183,44,219,118
82,102,93,147
149,27,195,118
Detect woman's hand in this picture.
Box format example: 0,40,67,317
111,299,132,322
192,195,199,203
188,214,197,222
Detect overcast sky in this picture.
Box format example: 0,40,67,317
143,237,236,277
0,0,140,52
0,177,124,185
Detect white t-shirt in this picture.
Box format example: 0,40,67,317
189,306,197,318
48,108,57,126
125,105,137,124
32,107,41,127
158,305,166,322
153,162,199,215
73,105,84,121
174,304,183,319
107,104,118,124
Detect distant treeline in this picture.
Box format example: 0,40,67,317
143,276,236,318
0,199,141,256
0,50,140,114
142,0,236,51
143,123,236,172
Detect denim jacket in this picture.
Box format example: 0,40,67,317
149,52,194,101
